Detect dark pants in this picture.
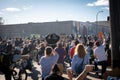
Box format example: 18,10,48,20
42,78,44,80
94,60,107,75
89,58,94,64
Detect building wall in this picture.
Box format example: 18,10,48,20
0,21,110,39
0,21,76,38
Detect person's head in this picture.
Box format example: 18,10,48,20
40,42,45,48
14,49,21,54
95,41,100,47
105,44,109,49
88,42,93,47
74,39,79,46
50,64,63,75
45,46,53,57
7,40,12,45
75,43,86,58
56,42,63,48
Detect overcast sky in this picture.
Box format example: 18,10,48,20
0,0,109,24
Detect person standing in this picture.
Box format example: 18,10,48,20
93,41,107,75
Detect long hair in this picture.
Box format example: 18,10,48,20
75,43,86,58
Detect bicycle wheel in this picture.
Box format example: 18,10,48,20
19,69,27,80
12,69,18,80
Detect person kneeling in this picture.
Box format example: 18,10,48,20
44,64,64,80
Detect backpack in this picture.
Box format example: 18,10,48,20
74,57,84,74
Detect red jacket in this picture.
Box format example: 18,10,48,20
70,46,76,58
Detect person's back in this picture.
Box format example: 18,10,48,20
55,47,66,64
55,42,67,64
93,41,107,75
40,55,58,78
67,44,89,80
94,44,107,61
39,46,59,79
72,53,89,74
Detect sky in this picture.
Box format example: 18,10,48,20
0,0,109,24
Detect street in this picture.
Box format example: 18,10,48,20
0,61,42,80
0,61,112,80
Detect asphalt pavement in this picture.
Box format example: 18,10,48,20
0,61,112,80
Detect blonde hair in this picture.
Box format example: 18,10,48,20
75,43,86,58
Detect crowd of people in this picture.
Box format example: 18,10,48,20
0,33,111,80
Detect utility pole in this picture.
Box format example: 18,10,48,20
109,0,120,68
96,11,103,35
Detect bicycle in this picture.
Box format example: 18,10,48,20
10,58,28,80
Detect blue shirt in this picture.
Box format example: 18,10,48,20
71,54,89,73
39,54,59,78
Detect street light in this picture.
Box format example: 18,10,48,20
96,10,103,35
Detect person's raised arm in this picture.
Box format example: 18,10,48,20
52,49,58,55
75,65,94,80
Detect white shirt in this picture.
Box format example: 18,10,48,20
94,45,107,62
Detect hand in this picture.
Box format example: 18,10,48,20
84,65,94,73
52,50,56,54
51,50,57,55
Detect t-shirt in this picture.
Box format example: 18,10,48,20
55,47,66,64
70,46,75,59
94,45,107,61
71,54,89,74
39,54,59,78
